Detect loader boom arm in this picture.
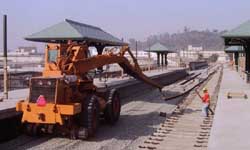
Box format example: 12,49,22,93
64,46,163,89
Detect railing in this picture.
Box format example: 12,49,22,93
0,72,42,92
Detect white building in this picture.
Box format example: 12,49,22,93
0,46,44,71
179,49,228,62
188,45,203,51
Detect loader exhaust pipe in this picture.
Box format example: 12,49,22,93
3,15,8,99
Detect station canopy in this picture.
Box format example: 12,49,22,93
222,20,250,46
225,46,244,53
144,42,175,53
25,19,127,46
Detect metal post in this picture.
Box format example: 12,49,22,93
160,53,163,71
161,53,164,66
3,15,8,99
234,52,239,71
148,42,151,72
165,53,168,68
244,44,250,83
135,41,138,59
157,53,160,67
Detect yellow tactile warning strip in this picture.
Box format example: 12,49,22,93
227,92,248,99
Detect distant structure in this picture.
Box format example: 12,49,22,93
179,45,227,62
144,42,176,68
16,46,37,55
0,46,44,72
187,45,203,51
224,46,244,71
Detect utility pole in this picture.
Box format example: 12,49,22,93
3,15,8,99
148,41,151,72
135,41,138,59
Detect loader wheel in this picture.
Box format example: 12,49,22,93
79,95,100,139
77,127,88,140
104,89,121,125
88,96,100,137
25,123,41,136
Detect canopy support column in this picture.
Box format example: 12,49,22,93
161,53,164,67
157,53,160,67
165,53,168,67
234,52,239,71
244,44,250,83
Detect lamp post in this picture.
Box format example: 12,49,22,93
3,15,8,99
135,40,138,59
147,41,151,72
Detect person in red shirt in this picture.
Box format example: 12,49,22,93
196,88,214,117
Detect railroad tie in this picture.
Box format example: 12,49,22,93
148,137,164,141
152,133,167,137
196,140,208,144
194,144,208,148
200,124,212,128
138,144,157,150
144,140,160,145
196,136,209,140
158,127,172,132
165,119,178,123
155,130,169,134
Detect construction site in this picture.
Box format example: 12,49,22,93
0,1,250,150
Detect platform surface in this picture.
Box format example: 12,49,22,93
208,66,250,150
0,89,28,111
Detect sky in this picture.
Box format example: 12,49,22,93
0,0,250,51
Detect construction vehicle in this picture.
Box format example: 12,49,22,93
16,19,162,139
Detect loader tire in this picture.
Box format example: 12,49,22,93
77,127,88,140
79,95,100,138
104,89,121,125
25,123,41,136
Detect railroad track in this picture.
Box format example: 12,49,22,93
162,66,215,101
138,65,223,150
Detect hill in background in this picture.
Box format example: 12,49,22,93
129,27,226,51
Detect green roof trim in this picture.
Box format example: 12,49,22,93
225,46,244,53
25,19,127,46
144,42,175,53
222,20,250,38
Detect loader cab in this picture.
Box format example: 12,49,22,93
43,43,68,77
43,43,92,77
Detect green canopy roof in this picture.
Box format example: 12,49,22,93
144,42,175,53
222,20,250,46
25,19,127,46
225,46,244,53
222,20,250,38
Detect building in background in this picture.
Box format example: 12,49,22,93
187,45,203,51
0,46,44,72
179,44,228,62
16,46,37,55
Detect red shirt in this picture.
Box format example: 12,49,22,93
202,92,210,104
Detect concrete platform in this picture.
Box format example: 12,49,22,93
0,89,28,119
208,66,250,150
0,68,187,120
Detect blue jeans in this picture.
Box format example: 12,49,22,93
202,103,214,117
202,103,209,117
